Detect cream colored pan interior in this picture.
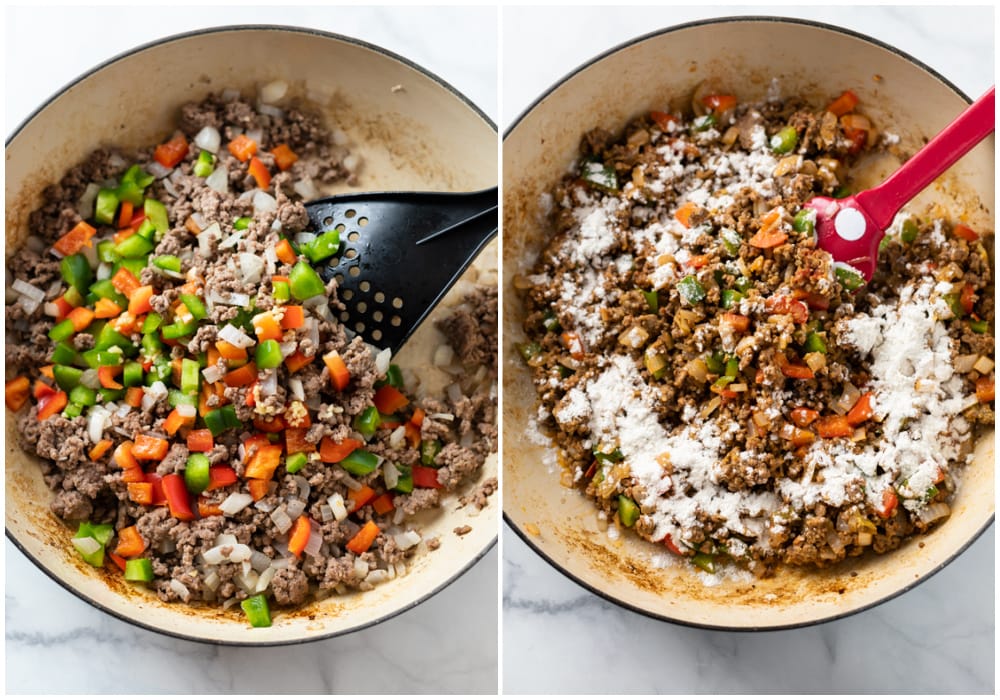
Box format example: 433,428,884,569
6,27,497,644
503,18,994,629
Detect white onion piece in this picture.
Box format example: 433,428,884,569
260,80,288,103
177,403,197,419
353,557,369,579
392,508,405,525
250,550,272,573
147,161,172,179
162,177,179,198
237,188,258,203
96,261,112,281
142,381,167,411
293,177,319,200
205,165,229,194
169,579,191,602
295,230,317,247
270,557,293,570
82,369,106,392
228,543,252,563
72,536,101,556
214,533,238,548
263,245,277,277
87,408,109,444
202,569,220,592
12,279,45,302
285,498,306,520
256,566,276,593
258,103,284,119
202,545,228,565
433,344,454,367
115,403,132,418
218,324,255,348
220,493,254,515
218,231,244,250
304,526,323,557
239,253,265,284
235,569,259,594
366,569,389,585
374,347,391,375
194,125,221,153
254,191,277,214
954,354,979,374
17,296,41,314
383,460,401,488
328,493,348,522
259,370,278,396
254,499,275,512
319,504,334,522
446,382,463,404
293,475,311,501
77,183,101,219
246,128,264,146
394,530,422,550
43,301,61,317
270,508,293,534
289,377,305,402
429,412,455,422
340,473,362,491
388,425,407,450
279,341,297,358
202,365,224,384
920,502,951,525
197,222,221,256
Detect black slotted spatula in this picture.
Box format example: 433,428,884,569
304,187,497,355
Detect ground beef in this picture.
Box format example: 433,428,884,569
437,286,498,372
6,85,497,617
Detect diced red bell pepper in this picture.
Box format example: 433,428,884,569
287,515,311,557
373,385,410,415
411,465,442,489
319,437,363,463
144,473,168,506
154,134,189,169
37,390,68,420
846,392,875,426
5,376,31,412
207,465,238,491
162,473,195,520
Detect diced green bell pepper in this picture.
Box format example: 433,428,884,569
122,361,144,388
420,438,441,467
144,198,169,235
969,319,989,334
180,358,200,394
98,388,125,402
676,275,705,305
51,342,82,366
95,324,135,354
541,310,562,332
580,161,618,193
593,447,624,465
162,319,197,340
115,180,145,207
179,294,207,321
255,339,283,370
53,365,84,391
142,313,163,335
770,126,798,154
302,229,341,263
97,240,121,264
241,594,272,628
48,318,76,343
153,255,182,273
340,448,379,476
88,279,128,308
95,188,120,226
116,257,148,280
618,495,640,528
705,351,726,375
121,164,155,189
641,290,659,314
289,261,326,301
124,558,154,583
285,452,308,474
233,216,252,231
168,389,198,408
834,266,865,292
184,452,211,494
691,552,716,574
353,406,381,440
900,218,919,244
793,209,816,235
393,464,414,493
272,280,290,303
516,341,542,363
692,114,716,132
193,150,216,178
719,227,741,256
63,402,84,419
61,253,93,294
114,232,155,258
804,332,828,354
721,289,744,310
69,384,97,406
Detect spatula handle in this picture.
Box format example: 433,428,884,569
856,86,994,230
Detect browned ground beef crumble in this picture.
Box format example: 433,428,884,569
517,89,994,577
6,89,497,609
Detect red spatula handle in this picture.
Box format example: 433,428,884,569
856,86,995,230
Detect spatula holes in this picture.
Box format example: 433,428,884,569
323,216,334,227
356,302,367,314
342,289,354,301
358,217,369,227
334,273,344,284
391,297,403,309
348,231,360,242
335,223,346,233
390,315,401,327
329,256,340,267
360,281,370,293
372,310,383,322
339,311,349,322
344,249,358,259
371,329,382,341
374,291,385,303
348,266,360,278
354,321,365,333
345,209,356,219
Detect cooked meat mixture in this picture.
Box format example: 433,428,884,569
516,87,994,577
5,83,497,625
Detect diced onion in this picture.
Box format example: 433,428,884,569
919,502,951,525
202,569,220,592
235,569,259,594
72,536,101,556
258,103,285,119
446,382,463,404
221,87,241,101
205,165,229,194
832,383,861,415
319,504,334,522
169,579,191,602
393,530,422,550
77,183,101,219
429,412,455,422
220,492,254,515
17,296,41,314
239,253,265,284
328,493,348,521
270,508,293,534
270,557,293,570
280,341,297,358
354,558,369,579
295,230,316,247
96,261,112,281
254,499,275,512
293,177,319,200
202,365,224,384
228,543,252,563
162,177,179,198
43,301,61,317
142,381,167,411
256,566,276,593
365,569,389,585
304,526,323,557
218,231,244,250
433,344,455,367
954,354,979,374
12,279,45,302
293,475,311,501
194,126,221,153
87,408,110,444
197,222,221,257
388,426,407,450
289,378,305,402
253,191,277,215
340,473,362,491
147,161,173,179
259,370,278,396
203,545,228,565
343,154,361,172
250,550,272,573
374,347,391,375
260,80,288,103
177,403,197,418
973,355,994,374
246,128,264,146
218,324,255,348
80,369,102,389
285,498,306,520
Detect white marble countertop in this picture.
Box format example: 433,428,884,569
501,5,994,694
5,5,497,694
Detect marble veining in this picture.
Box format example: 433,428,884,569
502,4,994,695
5,5,497,695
